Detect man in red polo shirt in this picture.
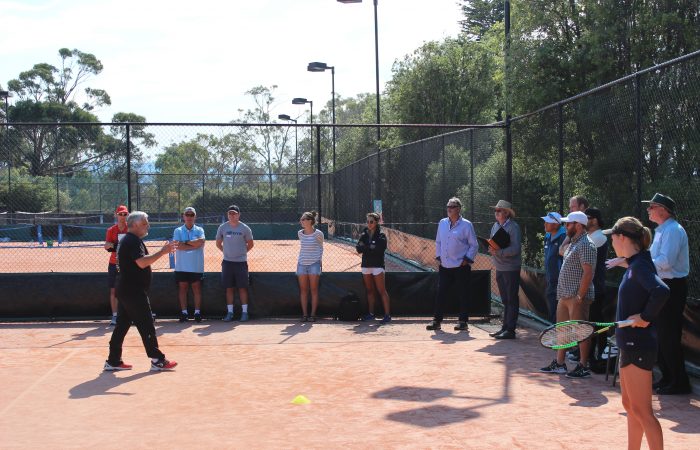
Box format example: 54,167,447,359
104,205,129,325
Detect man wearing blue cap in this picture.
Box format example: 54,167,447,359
542,212,565,323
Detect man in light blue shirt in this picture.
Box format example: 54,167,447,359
644,193,691,395
173,207,206,322
427,197,478,332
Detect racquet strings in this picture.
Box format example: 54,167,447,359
541,322,595,347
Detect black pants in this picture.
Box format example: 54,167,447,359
588,294,609,362
657,277,690,389
433,264,471,322
107,290,165,365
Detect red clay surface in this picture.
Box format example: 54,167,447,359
0,240,412,273
1,319,698,449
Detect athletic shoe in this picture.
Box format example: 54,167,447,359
301,316,308,322
104,361,133,371
240,312,249,322
426,320,441,331
454,321,468,331
222,312,234,322
179,312,189,323
109,316,117,326
194,313,202,323
150,359,178,371
361,313,375,321
379,315,392,324
565,363,591,379
539,359,567,374
308,316,316,322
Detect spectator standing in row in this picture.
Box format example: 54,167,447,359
585,207,610,369
104,205,129,326
104,211,178,372
540,211,596,378
542,211,565,324
173,206,206,323
644,193,691,395
488,200,522,339
357,212,391,324
297,211,323,322
559,195,590,257
216,205,254,322
427,197,478,332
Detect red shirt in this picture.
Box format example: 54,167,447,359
105,223,128,265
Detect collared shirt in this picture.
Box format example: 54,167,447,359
557,232,597,300
544,226,565,282
650,218,689,279
435,216,478,269
173,224,205,273
490,219,521,271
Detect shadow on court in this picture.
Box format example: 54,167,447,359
69,371,158,399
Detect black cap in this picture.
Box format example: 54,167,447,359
642,193,675,215
584,207,604,228
227,205,240,213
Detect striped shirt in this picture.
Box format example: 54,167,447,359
298,229,324,265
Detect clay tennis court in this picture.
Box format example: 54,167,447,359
0,239,415,273
1,319,697,449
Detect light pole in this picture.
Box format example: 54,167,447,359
307,62,336,173
278,114,298,183
337,0,380,144
292,97,313,173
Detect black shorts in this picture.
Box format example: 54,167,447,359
175,271,204,284
221,260,249,288
107,263,119,288
619,347,657,371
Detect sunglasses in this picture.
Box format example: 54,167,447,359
184,213,195,217
301,217,313,221
228,211,239,215
547,213,561,224
446,205,459,209
117,212,128,216
367,220,376,224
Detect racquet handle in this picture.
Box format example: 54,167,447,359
617,319,634,328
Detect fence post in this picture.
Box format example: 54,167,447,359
470,129,475,221
558,103,564,213
126,124,132,212
316,125,322,224
441,135,446,208
635,74,643,218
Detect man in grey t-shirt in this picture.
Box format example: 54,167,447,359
216,205,254,321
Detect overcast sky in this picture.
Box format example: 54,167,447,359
1,0,463,123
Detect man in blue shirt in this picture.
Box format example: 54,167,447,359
427,197,478,332
173,207,206,322
542,212,565,323
644,193,691,395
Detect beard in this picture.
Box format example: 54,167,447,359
566,225,577,238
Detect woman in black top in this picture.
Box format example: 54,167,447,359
607,216,669,450
356,212,391,323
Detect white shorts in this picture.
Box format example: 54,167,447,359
361,267,385,276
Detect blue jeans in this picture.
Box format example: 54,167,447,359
496,270,520,332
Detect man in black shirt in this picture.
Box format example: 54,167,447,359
104,211,178,372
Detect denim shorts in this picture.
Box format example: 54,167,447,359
296,261,321,276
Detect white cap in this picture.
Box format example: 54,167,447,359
560,211,588,226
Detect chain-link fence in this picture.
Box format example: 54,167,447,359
1,51,699,304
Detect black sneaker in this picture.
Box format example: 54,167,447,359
426,320,441,331
565,363,591,379
539,359,567,374
454,321,468,331
179,312,189,323
194,313,202,323
150,359,178,371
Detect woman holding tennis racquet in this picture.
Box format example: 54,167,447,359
606,217,669,450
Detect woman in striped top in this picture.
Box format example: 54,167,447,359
297,211,324,321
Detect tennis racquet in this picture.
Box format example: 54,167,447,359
539,319,634,350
